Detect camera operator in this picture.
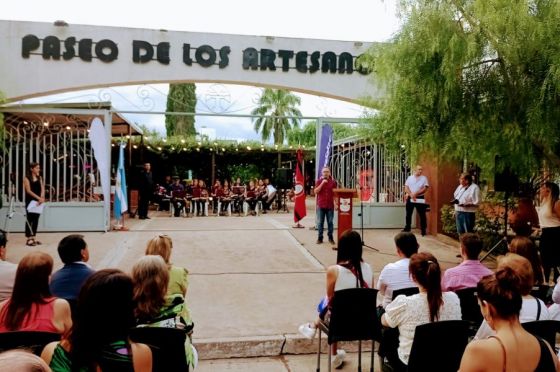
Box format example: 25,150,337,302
452,173,480,235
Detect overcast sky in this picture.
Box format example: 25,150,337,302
6,0,401,140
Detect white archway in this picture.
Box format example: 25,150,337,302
0,20,380,103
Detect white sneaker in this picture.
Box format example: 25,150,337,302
298,323,317,339
332,349,346,369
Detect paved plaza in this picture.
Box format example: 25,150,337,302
4,201,467,370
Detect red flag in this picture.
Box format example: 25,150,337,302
294,148,306,223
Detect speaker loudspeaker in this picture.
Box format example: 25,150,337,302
276,168,293,189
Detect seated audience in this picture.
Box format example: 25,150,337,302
442,233,492,291
548,279,560,320
459,267,558,372
474,254,550,340
381,252,461,370
508,236,545,286
41,269,152,371
0,252,71,334
132,255,196,369
0,350,51,372
50,234,95,302
145,235,189,297
0,229,17,302
377,232,419,307
298,230,374,369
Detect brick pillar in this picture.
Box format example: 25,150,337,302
420,157,461,235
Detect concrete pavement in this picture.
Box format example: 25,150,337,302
3,199,470,367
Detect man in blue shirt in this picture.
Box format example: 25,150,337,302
50,234,95,302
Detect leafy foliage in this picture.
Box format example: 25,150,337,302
251,89,302,144
165,83,197,137
286,120,364,146
362,0,560,178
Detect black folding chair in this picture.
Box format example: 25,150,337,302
522,320,560,348
407,320,470,372
391,287,419,300
316,288,379,372
0,331,61,355
530,285,550,304
455,287,483,335
129,327,188,372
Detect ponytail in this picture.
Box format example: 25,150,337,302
410,252,443,322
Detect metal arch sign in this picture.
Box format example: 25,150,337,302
0,20,381,102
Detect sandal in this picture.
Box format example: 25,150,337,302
26,239,36,246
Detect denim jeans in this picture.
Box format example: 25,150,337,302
317,208,334,241
455,211,475,235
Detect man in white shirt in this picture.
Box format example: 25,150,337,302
377,232,419,308
403,165,429,236
453,173,481,234
0,229,17,302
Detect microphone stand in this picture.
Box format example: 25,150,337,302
358,184,379,252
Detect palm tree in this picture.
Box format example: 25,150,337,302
251,88,302,145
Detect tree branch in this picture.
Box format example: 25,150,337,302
462,58,502,70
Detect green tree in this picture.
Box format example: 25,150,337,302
287,120,362,146
362,0,560,177
251,88,302,144
165,83,197,137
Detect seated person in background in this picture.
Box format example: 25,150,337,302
459,267,558,372
132,256,196,370
474,254,550,340
298,230,374,369
377,232,419,308
41,269,152,371
441,233,492,291
50,234,95,302
263,178,277,211
548,279,560,320
510,196,540,237
508,236,545,286
245,180,258,216
0,350,51,372
145,235,189,297
0,252,72,334
381,252,462,370
170,176,186,217
211,180,223,215
220,180,232,215
0,229,17,302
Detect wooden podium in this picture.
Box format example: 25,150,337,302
333,188,358,242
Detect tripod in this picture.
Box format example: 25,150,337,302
276,189,289,213
357,185,379,252
4,181,33,235
480,190,510,262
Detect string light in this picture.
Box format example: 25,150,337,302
181,139,186,144
133,145,138,149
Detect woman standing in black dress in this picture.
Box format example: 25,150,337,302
23,162,45,246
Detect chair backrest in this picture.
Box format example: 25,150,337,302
391,286,419,300
129,327,187,372
530,285,550,303
328,288,379,344
0,331,61,355
522,320,560,347
407,320,470,372
454,287,483,324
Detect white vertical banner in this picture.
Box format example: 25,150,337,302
88,118,110,226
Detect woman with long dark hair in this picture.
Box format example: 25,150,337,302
298,230,374,369
41,269,152,371
381,252,461,370
538,181,560,283
0,251,71,334
460,267,559,371
23,162,45,246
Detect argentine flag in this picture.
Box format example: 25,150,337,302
114,144,128,221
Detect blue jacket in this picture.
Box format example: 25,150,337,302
50,262,95,300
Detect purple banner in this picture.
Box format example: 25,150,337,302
317,124,333,179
